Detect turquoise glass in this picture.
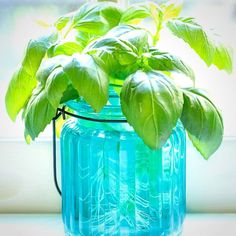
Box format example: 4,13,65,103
60,92,186,236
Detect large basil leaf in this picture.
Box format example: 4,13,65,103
121,70,183,149
5,33,58,121
167,18,233,72
5,66,36,121
147,48,195,83
23,67,69,140
181,88,224,159
63,54,109,112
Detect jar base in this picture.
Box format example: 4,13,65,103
64,226,183,236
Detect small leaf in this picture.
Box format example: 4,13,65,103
53,41,83,56
100,4,122,28
167,18,233,72
120,2,164,43
107,25,150,54
54,14,72,31
48,30,92,58
63,54,109,112
72,3,121,35
120,4,151,23
86,36,138,65
181,88,224,159
161,0,182,20
121,70,183,149
146,48,195,83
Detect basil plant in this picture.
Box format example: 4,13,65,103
5,1,233,159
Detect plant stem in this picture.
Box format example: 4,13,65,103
63,24,74,39
153,12,163,45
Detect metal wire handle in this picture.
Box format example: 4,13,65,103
52,106,127,196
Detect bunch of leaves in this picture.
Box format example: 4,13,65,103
5,1,233,159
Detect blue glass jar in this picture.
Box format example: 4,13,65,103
60,92,186,236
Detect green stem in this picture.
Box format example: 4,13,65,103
63,24,74,39
153,12,163,45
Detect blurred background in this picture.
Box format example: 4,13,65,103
0,0,235,214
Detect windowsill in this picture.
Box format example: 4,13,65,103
0,214,235,235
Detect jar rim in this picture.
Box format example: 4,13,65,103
66,93,126,121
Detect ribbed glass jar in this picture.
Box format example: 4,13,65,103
60,92,186,236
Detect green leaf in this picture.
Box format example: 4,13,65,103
23,68,69,140
74,31,92,48
120,4,151,23
120,2,163,43
86,25,150,82
100,4,122,28
63,54,109,112
54,13,72,31
181,88,224,159
146,48,195,83
36,56,70,83
121,70,183,149
5,66,37,121
212,44,233,73
5,33,58,121
166,18,233,72
45,67,69,108
161,0,182,20
107,25,150,54
86,36,138,65
23,85,56,140
87,36,139,82
48,31,92,58
52,41,83,56
167,18,215,65
72,3,121,35
22,33,58,76
60,84,79,104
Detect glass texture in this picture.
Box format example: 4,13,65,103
60,92,186,236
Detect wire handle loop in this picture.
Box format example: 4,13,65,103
52,106,127,196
